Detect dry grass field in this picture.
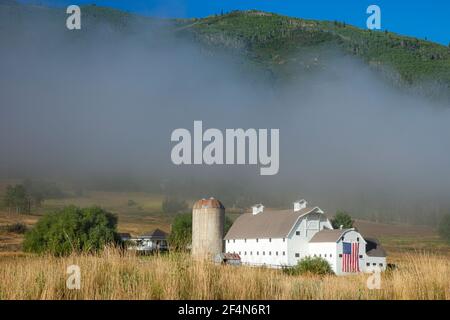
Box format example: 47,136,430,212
0,249,448,300
0,190,449,300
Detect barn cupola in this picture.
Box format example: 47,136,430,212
252,203,264,215
293,199,307,212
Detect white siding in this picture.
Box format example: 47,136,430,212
363,256,387,272
307,242,338,272
225,238,288,267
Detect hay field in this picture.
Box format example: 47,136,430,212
0,249,448,300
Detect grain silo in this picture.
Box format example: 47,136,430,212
192,197,225,259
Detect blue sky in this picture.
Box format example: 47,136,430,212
22,0,449,45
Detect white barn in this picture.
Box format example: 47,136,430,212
224,200,387,275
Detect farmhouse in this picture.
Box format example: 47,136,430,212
129,228,168,252
224,200,386,275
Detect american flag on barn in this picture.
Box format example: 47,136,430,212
342,242,360,272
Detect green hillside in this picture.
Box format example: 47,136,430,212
176,10,450,88
2,2,450,94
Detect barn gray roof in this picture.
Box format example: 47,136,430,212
224,207,318,240
365,237,387,257
309,229,351,243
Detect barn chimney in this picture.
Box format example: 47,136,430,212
293,199,307,212
252,204,264,215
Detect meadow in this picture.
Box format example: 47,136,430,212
0,190,449,300
0,249,448,300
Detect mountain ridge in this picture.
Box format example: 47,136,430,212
1,2,450,97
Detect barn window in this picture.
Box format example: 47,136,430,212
324,254,327,257
341,236,344,241
330,254,332,257
233,239,235,243
296,231,300,236
339,254,342,258
366,263,370,266
283,251,286,256
239,252,241,255
227,240,230,243
372,263,376,266
283,238,285,242
379,263,383,267
359,255,363,259
250,251,252,255
269,238,272,242
263,251,265,255
245,251,247,255
256,238,259,243
244,239,247,243
257,251,259,255
295,253,300,258
357,237,360,242
276,252,278,256
269,251,271,256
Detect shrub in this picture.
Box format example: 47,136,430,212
438,214,450,243
23,206,120,256
284,256,334,276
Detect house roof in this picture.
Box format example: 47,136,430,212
365,237,387,257
309,229,351,243
140,228,168,239
224,207,318,240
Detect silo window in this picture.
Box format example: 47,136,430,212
357,237,360,242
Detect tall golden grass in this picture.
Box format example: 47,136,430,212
0,248,448,300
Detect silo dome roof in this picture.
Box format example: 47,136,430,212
193,197,225,209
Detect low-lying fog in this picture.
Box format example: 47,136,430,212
1,4,449,223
